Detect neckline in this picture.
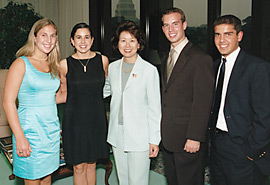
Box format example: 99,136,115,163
123,62,135,66
71,52,97,61
25,56,50,74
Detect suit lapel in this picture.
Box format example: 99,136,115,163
161,53,168,90
114,59,122,92
214,59,221,78
124,55,142,90
166,42,192,87
213,59,221,86
226,50,246,96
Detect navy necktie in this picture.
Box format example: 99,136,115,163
213,58,226,127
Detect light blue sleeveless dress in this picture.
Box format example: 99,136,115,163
12,56,60,179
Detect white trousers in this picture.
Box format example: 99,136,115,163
112,125,150,185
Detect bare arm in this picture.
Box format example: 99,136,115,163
3,58,32,157
55,59,67,104
101,55,109,78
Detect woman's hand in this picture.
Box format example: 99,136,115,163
149,144,159,158
16,136,32,157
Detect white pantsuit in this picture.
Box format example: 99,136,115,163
104,55,161,185
112,125,150,185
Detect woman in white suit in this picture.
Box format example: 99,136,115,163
104,21,161,185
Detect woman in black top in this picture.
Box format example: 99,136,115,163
57,23,109,185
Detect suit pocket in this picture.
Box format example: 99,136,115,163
174,116,189,124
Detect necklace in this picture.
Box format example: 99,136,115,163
122,62,135,73
31,56,48,61
77,58,90,72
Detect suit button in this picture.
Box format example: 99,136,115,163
165,90,168,93
210,111,213,114
164,104,166,107
226,116,231,119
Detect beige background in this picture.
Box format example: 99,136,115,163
0,0,89,60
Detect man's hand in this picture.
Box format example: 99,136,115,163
184,139,200,153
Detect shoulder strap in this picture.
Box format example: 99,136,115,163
19,56,31,69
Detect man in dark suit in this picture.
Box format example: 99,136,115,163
160,7,214,185
209,14,270,185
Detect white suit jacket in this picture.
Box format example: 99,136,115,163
104,55,161,151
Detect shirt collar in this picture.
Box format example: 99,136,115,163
170,37,189,55
222,47,241,63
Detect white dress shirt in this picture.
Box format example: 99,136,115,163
216,47,241,131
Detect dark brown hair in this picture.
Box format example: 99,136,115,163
70,22,94,48
213,15,242,34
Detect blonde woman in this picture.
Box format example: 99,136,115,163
3,18,61,185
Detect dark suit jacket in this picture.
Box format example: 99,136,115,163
160,42,214,152
210,49,270,175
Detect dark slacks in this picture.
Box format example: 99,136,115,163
210,131,266,185
163,143,207,185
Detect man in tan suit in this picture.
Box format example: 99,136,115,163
160,7,214,185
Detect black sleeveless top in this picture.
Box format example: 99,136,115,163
62,54,109,165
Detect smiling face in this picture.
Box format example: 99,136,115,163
214,24,243,57
118,31,139,62
34,25,57,56
162,12,187,47
71,28,94,54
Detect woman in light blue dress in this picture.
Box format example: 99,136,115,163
3,18,61,185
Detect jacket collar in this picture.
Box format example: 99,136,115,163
115,54,144,91
162,42,193,88
226,49,246,96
